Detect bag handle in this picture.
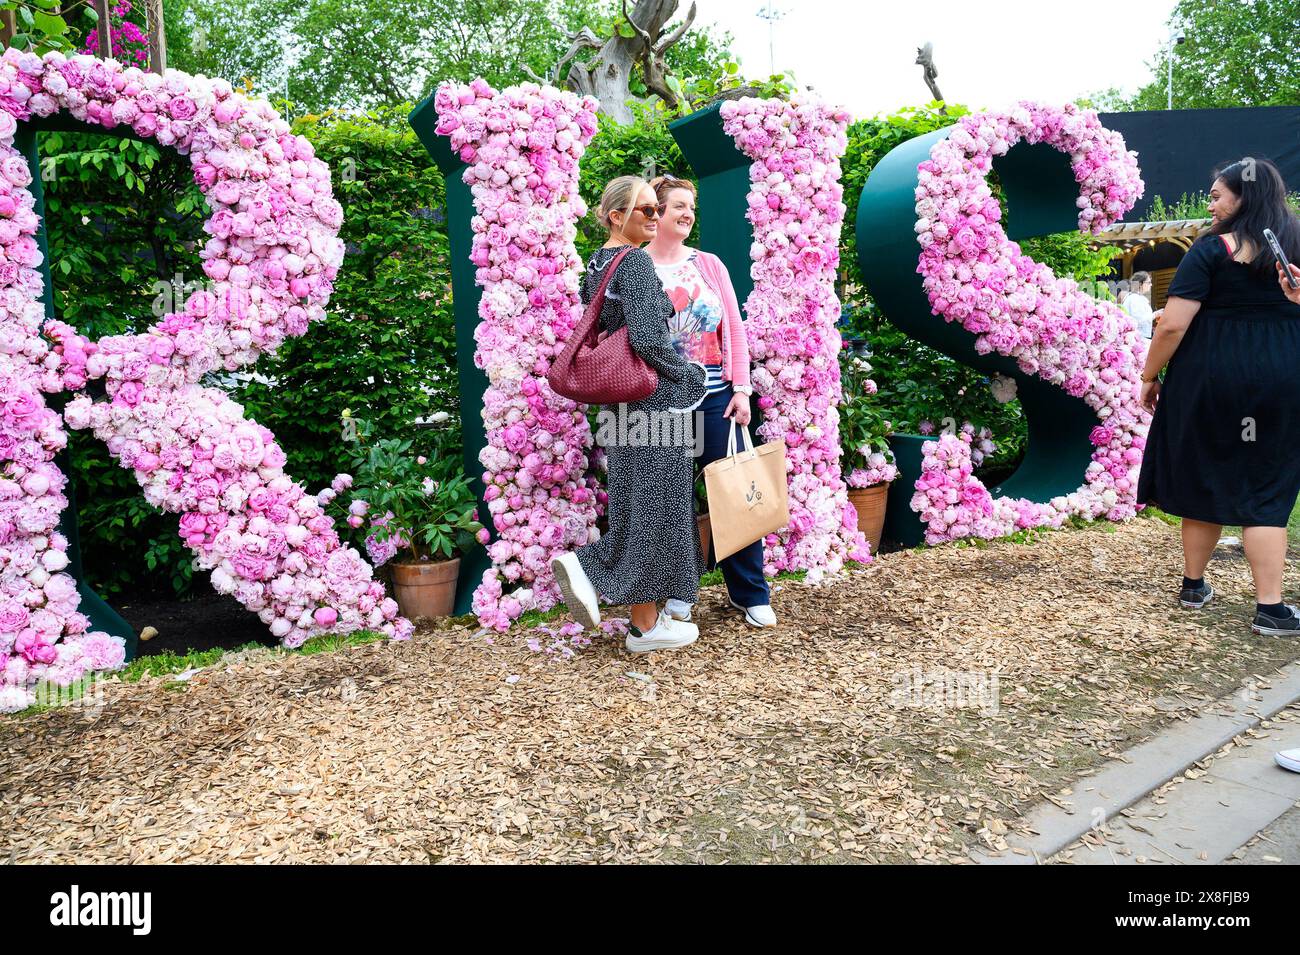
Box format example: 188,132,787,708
725,420,756,460
589,247,633,314
555,246,633,358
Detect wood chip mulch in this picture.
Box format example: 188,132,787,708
3,517,1298,864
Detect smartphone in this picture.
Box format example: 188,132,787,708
1264,228,1300,290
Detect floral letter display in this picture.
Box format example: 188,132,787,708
432,79,602,631
0,51,408,711
720,96,870,577
908,104,1149,545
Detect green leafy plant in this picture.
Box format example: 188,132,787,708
1146,191,1211,222
337,414,482,564
577,100,686,257
837,343,894,471
673,59,797,116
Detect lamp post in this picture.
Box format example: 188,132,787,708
1167,27,1185,109
756,2,785,76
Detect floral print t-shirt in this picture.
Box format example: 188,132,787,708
653,252,728,394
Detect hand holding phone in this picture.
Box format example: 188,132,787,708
1264,228,1299,290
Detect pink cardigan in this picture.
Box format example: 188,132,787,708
692,250,752,390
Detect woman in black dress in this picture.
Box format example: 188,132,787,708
1137,158,1300,636
550,176,708,653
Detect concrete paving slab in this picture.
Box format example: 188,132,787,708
1208,723,1300,798
972,661,1300,864
1229,804,1300,864
1064,776,1298,864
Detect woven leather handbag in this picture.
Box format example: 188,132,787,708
547,248,659,404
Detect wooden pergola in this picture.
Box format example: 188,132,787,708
1090,217,1212,309
1091,218,1211,260
0,1,165,71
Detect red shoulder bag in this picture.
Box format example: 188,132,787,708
547,248,659,405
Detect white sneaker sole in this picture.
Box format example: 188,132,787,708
551,554,600,629
626,631,698,653
1276,751,1300,773
1251,621,1299,638
729,598,775,628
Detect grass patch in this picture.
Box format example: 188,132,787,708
295,629,387,656
5,629,392,719
1141,497,1300,552
118,644,265,682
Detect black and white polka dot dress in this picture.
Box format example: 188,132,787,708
575,245,708,605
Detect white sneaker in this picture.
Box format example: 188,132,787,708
729,598,776,627
664,598,692,621
625,612,698,653
550,551,601,629
1276,749,1300,773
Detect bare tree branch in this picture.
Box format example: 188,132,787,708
655,1,696,55
621,0,653,51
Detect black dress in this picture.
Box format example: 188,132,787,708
574,245,708,605
1137,232,1300,526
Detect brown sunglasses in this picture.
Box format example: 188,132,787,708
630,203,668,219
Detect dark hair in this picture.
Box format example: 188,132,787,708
1210,157,1300,279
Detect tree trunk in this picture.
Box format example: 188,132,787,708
561,0,691,125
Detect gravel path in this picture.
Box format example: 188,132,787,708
3,517,1298,863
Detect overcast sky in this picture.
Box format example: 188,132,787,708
694,0,1182,118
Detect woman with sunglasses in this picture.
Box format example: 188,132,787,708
644,174,775,629
550,176,708,653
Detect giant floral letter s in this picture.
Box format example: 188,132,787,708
910,103,1150,545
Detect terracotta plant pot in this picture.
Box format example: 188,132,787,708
696,512,711,564
391,558,460,620
847,483,890,555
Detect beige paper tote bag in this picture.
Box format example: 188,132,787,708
701,423,790,562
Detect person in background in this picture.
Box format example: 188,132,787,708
1120,270,1154,338
1136,158,1300,637
643,174,776,628
549,176,708,654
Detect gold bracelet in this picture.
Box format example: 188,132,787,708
1141,370,1162,383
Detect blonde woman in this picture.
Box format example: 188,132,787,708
644,174,776,628
550,176,707,653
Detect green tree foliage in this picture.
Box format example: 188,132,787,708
575,101,685,257
1109,0,1300,109
162,0,288,93
39,131,209,597
239,107,458,493
162,0,738,117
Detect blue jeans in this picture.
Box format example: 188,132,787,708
697,385,770,608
